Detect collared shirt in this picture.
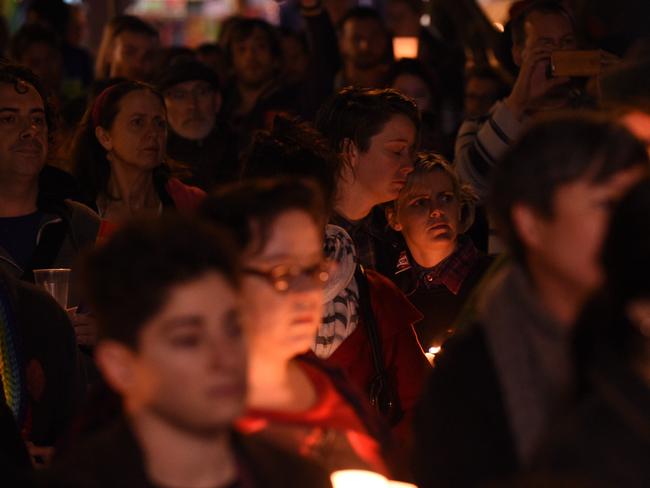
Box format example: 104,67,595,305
395,236,480,295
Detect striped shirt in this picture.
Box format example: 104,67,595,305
454,100,530,202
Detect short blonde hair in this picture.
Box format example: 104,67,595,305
394,152,478,233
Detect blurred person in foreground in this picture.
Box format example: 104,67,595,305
240,118,428,457
43,216,331,488
526,177,650,487
202,178,398,477
414,113,649,487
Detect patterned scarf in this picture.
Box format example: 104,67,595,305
0,279,27,428
313,225,359,358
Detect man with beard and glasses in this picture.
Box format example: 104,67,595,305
157,59,240,191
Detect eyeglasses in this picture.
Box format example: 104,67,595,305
243,261,331,292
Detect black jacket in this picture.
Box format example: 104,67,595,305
0,400,33,487
41,418,332,488
532,355,650,487
2,270,79,447
413,324,519,487
166,122,241,191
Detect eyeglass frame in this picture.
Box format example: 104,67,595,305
242,260,331,293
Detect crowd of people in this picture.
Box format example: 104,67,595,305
1,0,650,486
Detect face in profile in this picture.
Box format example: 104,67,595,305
96,89,167,171
350,113,417,205
242,209,325,362
0,81,48,180
390,169,461,264
110,31,159,82
231,28,276,89
97,272,247,433
164,80,220,141
517,165,647,296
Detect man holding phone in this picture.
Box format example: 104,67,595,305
455,0,579,202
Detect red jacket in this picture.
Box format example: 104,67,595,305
237,358,388,475
322,270,430,442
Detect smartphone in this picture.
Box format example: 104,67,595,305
550,50,601,77
393,37,419,60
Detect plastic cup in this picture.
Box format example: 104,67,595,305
33,268,70,309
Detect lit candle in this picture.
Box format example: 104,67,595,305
425,345,441,364
330,470,419,487
392,37,419,59
330,470,388,488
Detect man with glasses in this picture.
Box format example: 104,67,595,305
157,58,239,190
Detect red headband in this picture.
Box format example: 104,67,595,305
91,84,121,128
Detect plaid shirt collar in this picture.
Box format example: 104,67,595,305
395,236,480,295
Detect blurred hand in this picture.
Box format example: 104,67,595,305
67,307,98,347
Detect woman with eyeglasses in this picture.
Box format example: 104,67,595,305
200,178,394,476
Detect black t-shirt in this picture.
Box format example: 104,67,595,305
0,212,43,269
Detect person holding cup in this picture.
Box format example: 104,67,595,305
0,63,100,352
0,63,99,287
